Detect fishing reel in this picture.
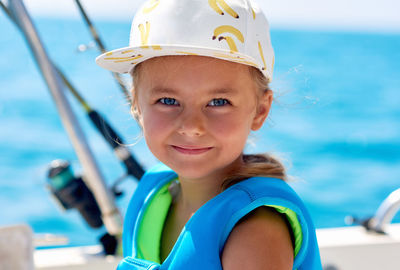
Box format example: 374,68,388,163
47,160,118,255
47,159,103,228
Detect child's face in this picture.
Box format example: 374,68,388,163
135,56,272,180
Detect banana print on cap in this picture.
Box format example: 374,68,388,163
138,22,150,48
213,53,246,60
212,25,244,52
175,51,200,55
247,0,256,19
258,41,266,71
142,0,160,14
208,0,239,19
96,0,275,81
138,22,162,50
213,52,258,67
104,54,143,63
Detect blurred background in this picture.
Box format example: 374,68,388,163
0,0,399,247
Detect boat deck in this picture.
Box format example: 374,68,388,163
31,223,400,270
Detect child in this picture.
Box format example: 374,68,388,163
96,0,322,269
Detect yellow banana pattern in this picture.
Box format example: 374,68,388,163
221,36,238,52
213,53,257,66
142,0,160,14
212,25,244,52
138,21,162,50
213,25,244,42
121,50,134,54
104,54,144,63
213,53,246,60
175,51,199,55
139,22,151,48
247,1,256,19
103,0,272,77
258,41,266,71
208,0,223,15
208,0,239,19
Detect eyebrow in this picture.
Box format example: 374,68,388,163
149,86,238,96
149,87,177,96
208,88,238,95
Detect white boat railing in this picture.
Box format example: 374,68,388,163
368,188,400,233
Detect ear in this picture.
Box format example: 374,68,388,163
136,106,144,126
131,99,143,126
251,90,273,131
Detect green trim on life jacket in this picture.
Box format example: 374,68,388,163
136,181,172,263
136,180,303,262
269,205,303,257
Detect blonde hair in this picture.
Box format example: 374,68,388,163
130,59,287,189
220,67,287,189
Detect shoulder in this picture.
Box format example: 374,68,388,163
221,207,294,270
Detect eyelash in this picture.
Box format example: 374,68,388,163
157,98,231,107
158,97,179,106
208,98,231,107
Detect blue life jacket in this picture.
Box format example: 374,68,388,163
117,164,322,270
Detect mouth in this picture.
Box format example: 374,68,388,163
172,145,213,155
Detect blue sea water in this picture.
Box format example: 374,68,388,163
0,14,399,247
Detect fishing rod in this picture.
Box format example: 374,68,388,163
4,0,123,245
73,0,132,104
57,68,145,181
0,1,144,181
0,1,9,17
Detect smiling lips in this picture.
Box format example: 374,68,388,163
172,145,213,155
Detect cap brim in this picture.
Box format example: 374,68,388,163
96,44,261,75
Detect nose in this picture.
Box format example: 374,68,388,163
177,108,205,137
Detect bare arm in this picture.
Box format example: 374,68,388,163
221,207,294,270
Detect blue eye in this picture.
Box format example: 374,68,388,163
208,98,230,107
159,98,179,106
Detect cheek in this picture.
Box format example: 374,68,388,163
142,112,164,134
140,108,177,146
208,111,253,144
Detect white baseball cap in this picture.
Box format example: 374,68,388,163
96,0,275,81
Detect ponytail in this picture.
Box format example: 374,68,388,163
221,154,287,190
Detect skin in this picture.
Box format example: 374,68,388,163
221,207,294,270
135,56,293,269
